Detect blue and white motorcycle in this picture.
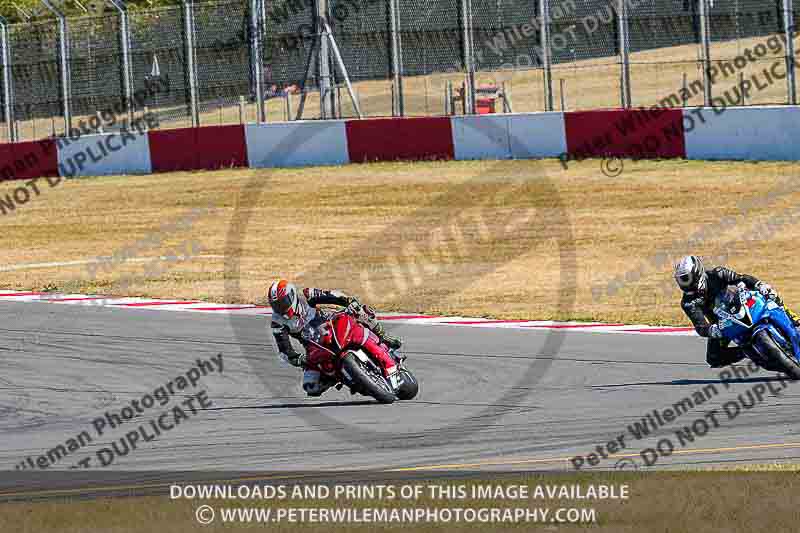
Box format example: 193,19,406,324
714,283,800,379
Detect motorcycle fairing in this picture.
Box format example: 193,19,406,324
753,301,800,363
331,313,355,350
716,288,800,363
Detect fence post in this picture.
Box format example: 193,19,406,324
698,0,712,106
540,0,553,111
0,17,15,142
389,0,404,116
181,0,200,127
250,0,265,122
316,0,335,119
618,0,631,108
460,0,475,113
322,19,362,118
783,0,796,104
41,0,71,133
108,0,134,126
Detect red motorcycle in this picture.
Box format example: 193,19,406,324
301,311,418,404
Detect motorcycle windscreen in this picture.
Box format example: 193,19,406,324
745,292,767,323
331,314,357,349
716,288,759,343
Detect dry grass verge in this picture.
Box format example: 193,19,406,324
2,158,800,326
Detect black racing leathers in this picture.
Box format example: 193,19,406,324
681,267,764,338
271,288,354,364
680,267,764,368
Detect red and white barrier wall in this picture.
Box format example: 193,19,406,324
0,105,797,181
682,106,800,161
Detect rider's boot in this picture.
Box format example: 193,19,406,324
358,327,403,391
707,342,745,368
371,321,403,350
302,370,335,397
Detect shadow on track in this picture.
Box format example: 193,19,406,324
592,376,790,388
203,400,377,410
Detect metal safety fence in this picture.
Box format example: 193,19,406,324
0,0,796,142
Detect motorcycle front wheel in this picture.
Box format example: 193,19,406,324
751,330,800,380
395,367,419,400
341,352,397,404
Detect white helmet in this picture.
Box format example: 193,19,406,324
674,255,707,294
267,280,309,321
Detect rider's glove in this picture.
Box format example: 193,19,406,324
361,304,377,320
279,350,305,368
708,324,723,339
346,299,363,317
757,282,778,301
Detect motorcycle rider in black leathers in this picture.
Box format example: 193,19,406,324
267,279,402,396
674,255,800,368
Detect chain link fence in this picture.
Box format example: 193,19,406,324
628,0,705,108
8,19,62,141
550,0,620,110
0,0,797,141
129,6,191,127
400,0,464,115
708,0,787,105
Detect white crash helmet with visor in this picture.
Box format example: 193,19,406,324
268,280,312,329
674,255,707,294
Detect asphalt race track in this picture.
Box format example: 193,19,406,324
3,300,800,494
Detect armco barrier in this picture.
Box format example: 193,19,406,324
508,112,568,159
0,139,58,181
148,125,248,172
1,107,800,180
147,128,195,172
57,132,152,177
564,109,686,159
346,117,454,162
451,115,512,160
245,121,349,168
683,106,800,161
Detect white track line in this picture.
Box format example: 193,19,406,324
0,255,225,272
0,290,697,336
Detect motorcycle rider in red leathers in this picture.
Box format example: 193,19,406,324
267,280,403,397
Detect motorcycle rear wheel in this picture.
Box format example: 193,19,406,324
752,330,800,380
341,353,397,404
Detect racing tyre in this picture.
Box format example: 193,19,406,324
341,353,397,404
395,368,419,400
752,330,800,381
